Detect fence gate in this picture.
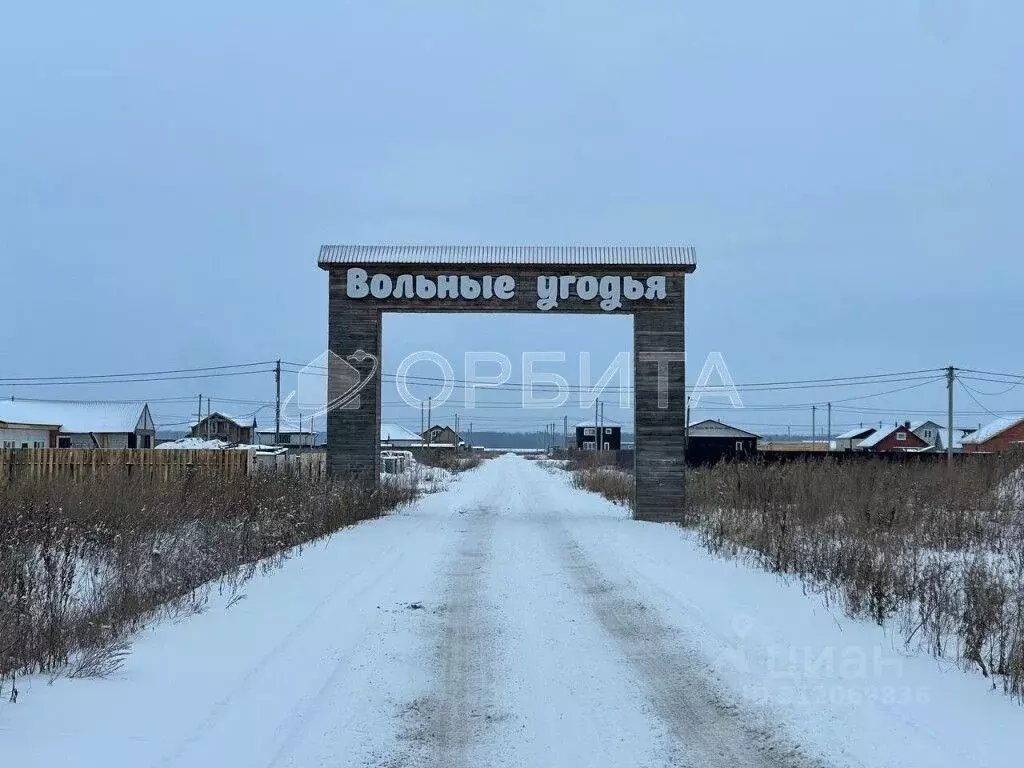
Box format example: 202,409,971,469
318,245,696,523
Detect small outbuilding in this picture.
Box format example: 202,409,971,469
256,427,317,448
686,419,758,465
833,425,878,451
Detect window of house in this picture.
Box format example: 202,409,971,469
58,436,72,448
896,432,906,441
736,441,744,452
34,441,44,448
603,441,610,450
583,427,595,436
924,430,932,439
604,427,613,434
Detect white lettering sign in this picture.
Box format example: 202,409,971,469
343,268,669,311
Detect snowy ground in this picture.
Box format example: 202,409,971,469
2,454,1020,767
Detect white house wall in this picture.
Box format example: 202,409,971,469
0,427,51,448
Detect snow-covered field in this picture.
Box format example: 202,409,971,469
2,454,1020,767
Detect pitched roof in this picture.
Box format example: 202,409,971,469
909,420,944,432
575,421,621,428
858,424,924,449
191,412,256,429
834,425,878,440
961,416,1024,446
319,245,697,269
380,423,421,442
687,419,760,439
0,399,148,433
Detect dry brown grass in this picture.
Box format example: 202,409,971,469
413,450,484,473
685,456,1024,699
0,471,415,680
572,467,635,507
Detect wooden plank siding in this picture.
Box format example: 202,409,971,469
0,449,253,484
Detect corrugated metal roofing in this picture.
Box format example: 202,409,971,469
319,245,697,268
0,400,147,433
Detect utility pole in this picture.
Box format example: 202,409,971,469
206,397,211,440
454,412,459,444
827,402,832,453
946,366,955,466
196,394,203,436
420,401,424,437
594,398,599,450
427,396,432,447
563,414,568,449
274,359,281,446
600,401,605,450
811,405,816,449
469,421,473,450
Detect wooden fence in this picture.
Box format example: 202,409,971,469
0,448,253,485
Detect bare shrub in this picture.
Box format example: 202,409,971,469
413,450,483,473
685,456,1024,700
66,639,132,679
0,470,412,681
573,467,634,507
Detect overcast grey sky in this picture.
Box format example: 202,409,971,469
1,1,1021,435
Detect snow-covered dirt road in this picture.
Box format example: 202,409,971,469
3,454,1020,767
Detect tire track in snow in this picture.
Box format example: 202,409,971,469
557,527,828,768
392,505,504,768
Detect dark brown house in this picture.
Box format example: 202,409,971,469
421,424,462,448
190,412,256,444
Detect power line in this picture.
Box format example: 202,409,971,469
0,361,275,383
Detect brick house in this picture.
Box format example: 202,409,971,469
961,416,1024,453
857,422,929,452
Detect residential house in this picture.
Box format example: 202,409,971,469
381,423,422,448
686,419,759,465
0,399,156,448
575,421,621,451
190,412,256,444
256,427,317,448
421,424,462,449
961,416,1024,453
910,420,946,450
833,425,878,452
857,422,929,452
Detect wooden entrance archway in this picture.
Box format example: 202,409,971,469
318,245,696,523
